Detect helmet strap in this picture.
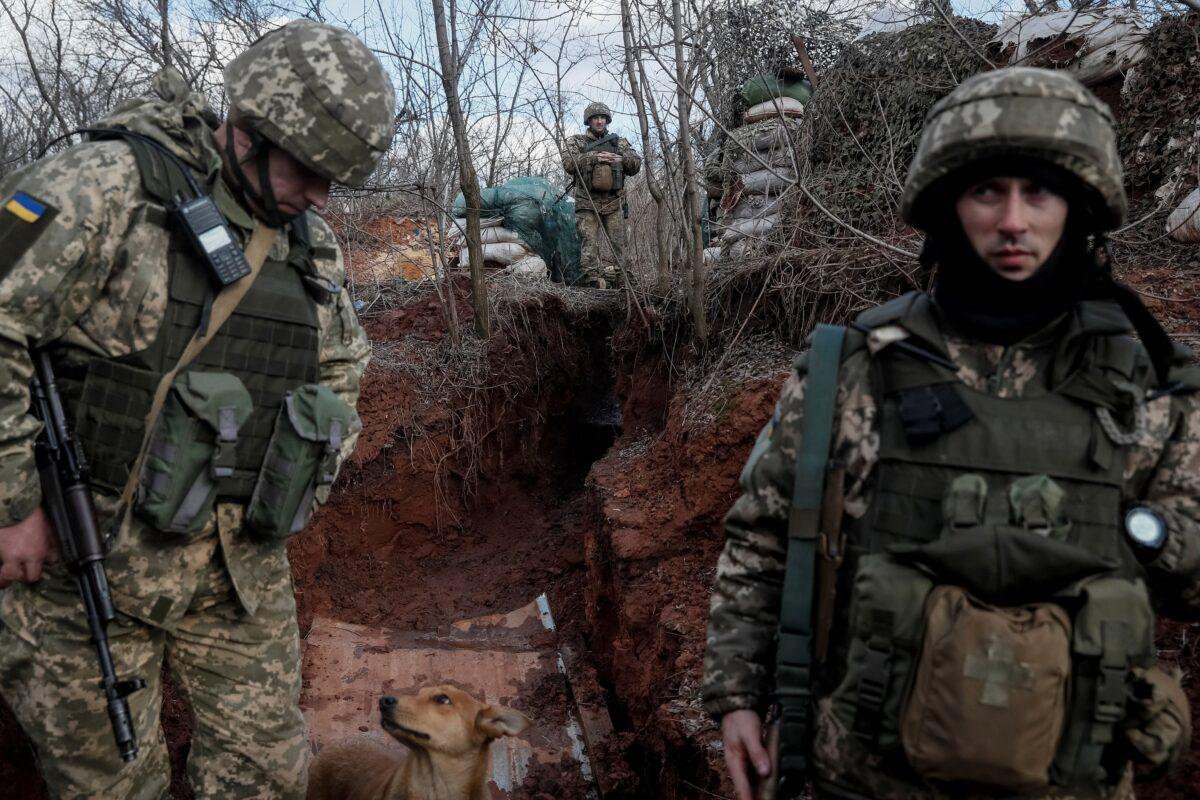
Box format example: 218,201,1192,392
223,124,291,227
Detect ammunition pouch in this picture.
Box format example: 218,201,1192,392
589,160,624,194
245,384,357,539
136,371,252,536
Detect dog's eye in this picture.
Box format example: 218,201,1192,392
434,693,452,705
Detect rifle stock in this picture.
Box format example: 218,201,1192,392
755,716,781,800
30,350,145,762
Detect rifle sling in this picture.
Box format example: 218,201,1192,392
775,323,845,774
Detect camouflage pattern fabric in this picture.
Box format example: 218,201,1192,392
225,20,396,187
561,129,641,214
703,294,1200,799
900,67,1127,229
0,71,368,796
575,208,627,288
0,521,307,799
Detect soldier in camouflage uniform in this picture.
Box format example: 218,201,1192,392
562,102,642,288
0,21,393,799
704,68,1195,800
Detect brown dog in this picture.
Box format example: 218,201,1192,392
308,684,530,800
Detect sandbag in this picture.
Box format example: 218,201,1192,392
461,241,531,267
447,224,523,246
731,147,795,175
740,168,796,196
720,215,779,243
726,118,802,160
743,97,805,124
740,74,812,107
725,195,785,222
703,246,723,265
1167,188,1200,243
500,255,549,279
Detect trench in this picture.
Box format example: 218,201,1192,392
0,295,725,798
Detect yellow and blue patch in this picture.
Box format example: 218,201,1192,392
4,191,46,223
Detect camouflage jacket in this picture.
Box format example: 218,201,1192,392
561,129,641,214
0,70,369,626
703,292,1200,798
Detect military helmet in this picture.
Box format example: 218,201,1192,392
583,101,613,126
224,20,396,187
901,67,1126,230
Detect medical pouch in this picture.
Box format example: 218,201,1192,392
831,554,933,749
245,384,356,539
590,163,615,192
136,371,252,536
901,585,1071,792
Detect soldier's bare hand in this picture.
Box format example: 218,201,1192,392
0,507,58,587
721,709,771,800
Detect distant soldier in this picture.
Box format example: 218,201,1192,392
562,102,642,289
0,20,392,798
704,67,1195,800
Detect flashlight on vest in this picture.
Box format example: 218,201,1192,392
1124,506,1167,563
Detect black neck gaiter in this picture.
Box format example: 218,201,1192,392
930,217,1090,346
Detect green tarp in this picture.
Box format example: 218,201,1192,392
741,74,813,107
453,176,581,283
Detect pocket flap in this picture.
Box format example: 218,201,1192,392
284,384,358,444
174,371,252,436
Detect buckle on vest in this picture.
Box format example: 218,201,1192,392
211,406,239,480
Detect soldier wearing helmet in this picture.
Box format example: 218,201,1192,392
0,20,392,797
704,67,1196,800
562,101,642,288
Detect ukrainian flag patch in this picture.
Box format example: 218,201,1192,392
5,192,45,223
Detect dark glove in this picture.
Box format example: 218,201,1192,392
1122,664,1192,775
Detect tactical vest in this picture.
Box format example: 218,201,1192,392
580,134,625,194
824,294,1163,794
50,133,328,504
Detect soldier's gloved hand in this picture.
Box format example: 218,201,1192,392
1121,664,1192,775
0,506,58,587
721,708,771,800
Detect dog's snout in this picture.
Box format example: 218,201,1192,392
379,696,397,709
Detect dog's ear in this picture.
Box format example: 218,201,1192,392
475,705,530,739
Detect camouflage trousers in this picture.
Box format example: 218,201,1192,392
575,208,627,288
0,548,308,800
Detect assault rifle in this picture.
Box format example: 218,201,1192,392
30,350,145,762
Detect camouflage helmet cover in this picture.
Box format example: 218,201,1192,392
901,67,1126,230
584,102,613,126
224,20,396,187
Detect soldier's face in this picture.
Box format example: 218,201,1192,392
589,115,608,133
955,176,1069,281
220,124,331,219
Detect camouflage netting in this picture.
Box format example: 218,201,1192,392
793,18,997,242
677,12,1200,358
1114,12,1200,275
1119,13,1199,194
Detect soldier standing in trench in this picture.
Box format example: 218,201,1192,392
0,20,392,798
562,102,642,289
704,67,1195,800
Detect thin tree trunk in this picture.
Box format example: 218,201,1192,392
621,0,670,296
432,0,490,339
158,0,171,69
671,0,706,341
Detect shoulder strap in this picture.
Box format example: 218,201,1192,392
116,224,278,512
775,323,845,775
81,127,197,206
